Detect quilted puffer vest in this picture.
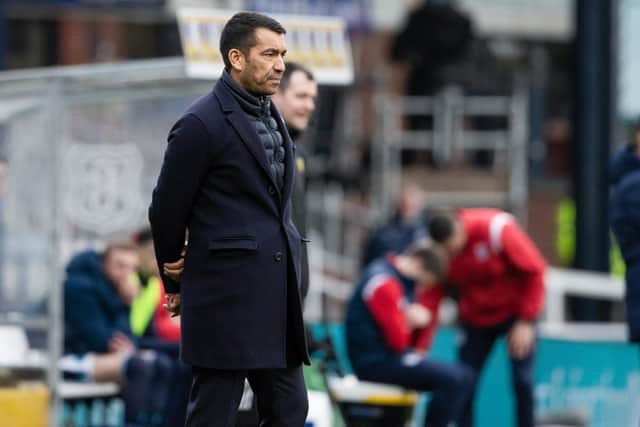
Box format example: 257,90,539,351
222,70,285,192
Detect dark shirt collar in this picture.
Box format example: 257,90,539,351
221,69,271,117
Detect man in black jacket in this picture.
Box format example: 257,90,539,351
63,243,176,426
149,11,309,426
272,62,318,301
610,118,640,343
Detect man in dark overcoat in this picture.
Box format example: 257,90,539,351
149,11,309,426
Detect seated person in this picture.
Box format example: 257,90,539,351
133,229,189,427
62,242,174,426
131,229,180,347
346,242,472,427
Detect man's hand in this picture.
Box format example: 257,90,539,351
108,331,135,355
405,303,431,330
163,293,181,318
507,320,535,359
163,257,184,282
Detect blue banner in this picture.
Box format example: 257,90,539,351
313,323,640,427
429,329,640,427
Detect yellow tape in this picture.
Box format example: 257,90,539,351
0,385,49,427
363,393,418,406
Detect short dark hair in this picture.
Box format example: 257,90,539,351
406,241,449,282
427,211,458,244
279,62,315,92
219,12,286,71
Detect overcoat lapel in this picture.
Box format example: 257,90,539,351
271,103,295,210
215,82,280,194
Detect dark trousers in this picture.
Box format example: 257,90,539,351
185,365,308,427
355,354,473,427
124,352,176,426
458,319,535,427
163,361,192,427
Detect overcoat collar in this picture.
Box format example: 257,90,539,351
213,77,295,209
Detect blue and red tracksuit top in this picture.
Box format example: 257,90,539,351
450,208,547,327
346,254,443,371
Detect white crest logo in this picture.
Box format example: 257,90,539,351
63,144,144,235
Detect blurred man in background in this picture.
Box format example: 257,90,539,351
130,228,162,341
131,228,181,346
610,118,640,344
272,61,318,302
62,242,175,426
361,182,428,268
131,228,190,427
391,0,473,98
428,209,546,427
346,241,472,427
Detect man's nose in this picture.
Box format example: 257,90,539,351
274,56,285,72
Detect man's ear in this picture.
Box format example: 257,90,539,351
228,48,245,72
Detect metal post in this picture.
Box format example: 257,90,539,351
529,46,549,178
47,81,63,427
572,0,617,319
574,0,615,272
442,85,463,165
509,85,529,227
372,94,396,223
433,90,448,167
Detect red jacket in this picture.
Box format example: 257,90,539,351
413,285,445,352
363,256,444,353
448,209,546,327
155,286,181,342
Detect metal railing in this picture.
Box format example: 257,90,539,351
371,86,529,225
0,58,207,427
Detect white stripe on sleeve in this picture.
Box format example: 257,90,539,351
489,212,513,253
362,274,392,302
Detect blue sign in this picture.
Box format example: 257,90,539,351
313,323,640,427
429,329,640,427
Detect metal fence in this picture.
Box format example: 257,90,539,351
0,57,209,425
371,86,529,225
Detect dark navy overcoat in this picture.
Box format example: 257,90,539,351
149,79,309,369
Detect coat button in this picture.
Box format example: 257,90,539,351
268,185,276,195
274,252,283,262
